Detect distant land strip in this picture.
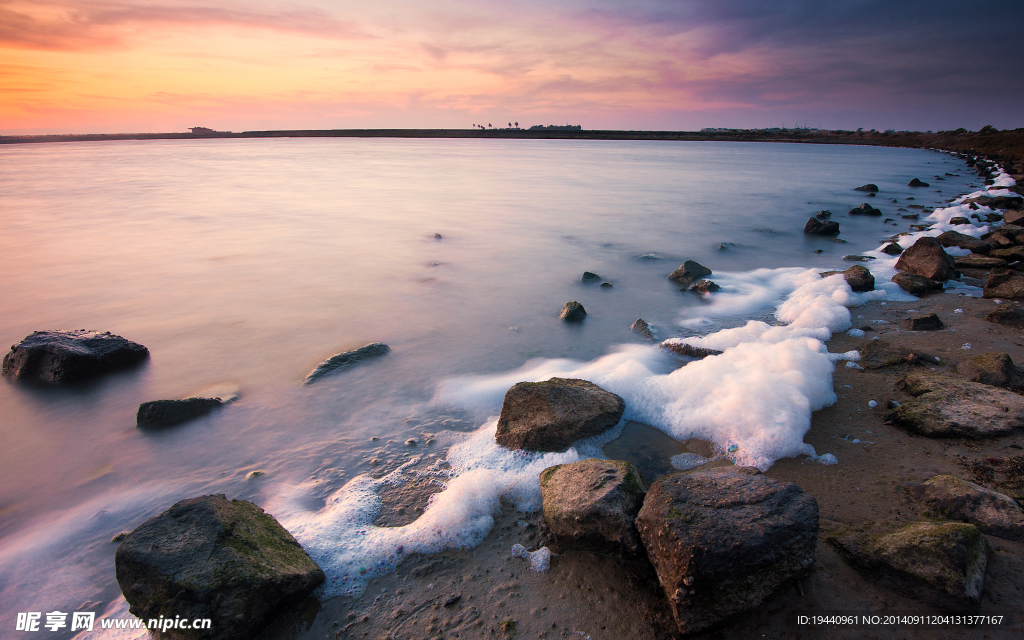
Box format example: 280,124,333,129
2,127,1022,166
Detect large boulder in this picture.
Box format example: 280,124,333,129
827,520,988,611
303,342,389,383
114,495,325,640
895,237,956,281
984,272,1024,300
559,301,587,322
910,475,1024,541
667,260,712,286
985,303,1024,327
137,398,227,429
635,467,818,635
540,459,647,553
2,330,149,384
937,230,991,255
495,378,625,452
887,372,1024,438
956,352,1023,388
891,272,943,295
803,217,840,236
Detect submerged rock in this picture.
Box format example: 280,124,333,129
827,520,988,611
137,397,227,429
631,318,655,340
667,260,712,286
559,301,587,322
540,459,647,553
803,217,840,236
898,313,944,331
910,475,1024,541
304,342,390,383
635,467,818,635
937,230,991,255
908,178,930,187
895,237,956,281
854,183,879,192
687,279,721,294
2,330,149,384
891,272,943,295
888,372,1024,438
985,303,1024,328
495,378,625,452
114,494,324,640
581,271,601,282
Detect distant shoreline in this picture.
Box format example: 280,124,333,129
3,127,1022,174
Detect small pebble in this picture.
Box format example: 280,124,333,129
867,400,877,408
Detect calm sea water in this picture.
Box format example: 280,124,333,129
0,138,979,635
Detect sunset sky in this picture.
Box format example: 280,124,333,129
2,0,1022,134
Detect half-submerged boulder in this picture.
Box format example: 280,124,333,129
668,260,712,287
137,398,228,429
827,520,988,611
303,342,389,384
908,178,931,187
895,237,956,281
686,279,720,294
114,495,325,640
631,318,655,340
910,475,1024,541
2,330,149,384
559,301,587,322
849,203,882,216
803,217,840,236
887,372,1024,438
580,271,601,282
495,378,625,452
820,265,874,292
854,183,879,192
659,340,723,360
540,459,647,553
881,242,904,256
636,467,818,635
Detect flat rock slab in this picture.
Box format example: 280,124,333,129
826,520,988,611
137,397,227,429
937,230,991,255
954,254,1006,270
858,339,932,369
495,378,625,452
910,475,1024,541
2,330,149,384
635,467,818,636
304,342,389,383
887,372,1024,438
540,459,647,553
115,494,324,640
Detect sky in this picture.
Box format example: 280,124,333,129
2,0,1022,134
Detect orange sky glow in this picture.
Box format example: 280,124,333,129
2,0,1021,134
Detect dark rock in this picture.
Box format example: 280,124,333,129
304,343,390,383
985,303,1024,327
495,378,625,452
843,254,875,262
854,184,879,192
631,319,655,340
2,330,149,384
895,237,956,281
954,254,1006,270
963,195,1023,210
984,272,1024,300
910,475,1024,541
687,279,720,294
114,495,325,640
826,520,987,611
433,233,443,239
559,301,587,322
937,230,991,255
581,271,601,282
821,265,874,292
635,467,818,635
901,213,919,219
881,242,904,256
891,272,943,295
830,238,848,244
668,261,712,286
849,203,882,216
803,217,839,236
860,339,927,369
949,217,971,225
899,313,944,331
659,341,723,360
814,210,832,219
600,282,613,288
956,353,1022,388
888,372,1024,438
137,398,226,429
540,459,647,553
908,178,930,187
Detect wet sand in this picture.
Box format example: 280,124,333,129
260,289,1024,640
